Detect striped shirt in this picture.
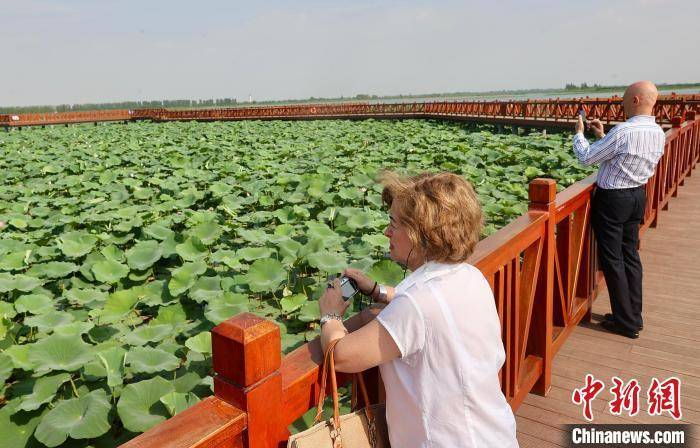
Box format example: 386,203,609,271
573,115,666,189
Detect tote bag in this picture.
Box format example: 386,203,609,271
287,339,390,448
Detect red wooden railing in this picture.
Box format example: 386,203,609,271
122,112,699,448
3,95,699,128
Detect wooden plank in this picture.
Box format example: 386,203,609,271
120,397,246,448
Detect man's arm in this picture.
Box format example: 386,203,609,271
573,120,622,166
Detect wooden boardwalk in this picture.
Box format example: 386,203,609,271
515,174,700,447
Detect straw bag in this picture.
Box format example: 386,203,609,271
287,339,390,448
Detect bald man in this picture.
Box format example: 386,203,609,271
573,81,666,339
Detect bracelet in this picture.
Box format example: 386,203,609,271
367,281,378,297
320,312,343,326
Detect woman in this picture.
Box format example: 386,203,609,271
319,171,518,447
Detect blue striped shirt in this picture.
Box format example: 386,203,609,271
573,115,666,189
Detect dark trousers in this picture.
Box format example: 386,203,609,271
591,186,646,332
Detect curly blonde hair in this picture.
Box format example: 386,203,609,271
381,171,483,263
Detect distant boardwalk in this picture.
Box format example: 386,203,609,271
515,175,700,447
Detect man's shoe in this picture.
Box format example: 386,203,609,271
601,319,639,339
604,313,643,331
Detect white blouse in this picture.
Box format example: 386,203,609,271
376,261,518,447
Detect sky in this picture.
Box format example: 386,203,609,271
1,0,699,107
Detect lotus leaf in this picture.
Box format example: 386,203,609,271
19,373,71,411
168,260,207,296
117,376,174,432
126,240,163,270
34,389,111,447
91,258,129,283
57,231,98,258
28,334,94,374
184,331,211,354
245,258,286,293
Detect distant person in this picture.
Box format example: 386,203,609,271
318,172,518,447
573,81,666,338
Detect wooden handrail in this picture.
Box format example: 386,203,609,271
123,116,699,448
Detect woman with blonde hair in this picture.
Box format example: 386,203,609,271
319,171,518,447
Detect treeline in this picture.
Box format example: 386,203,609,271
0,98,238,114
2,82,698,114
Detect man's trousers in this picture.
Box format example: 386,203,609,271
591,185,646,332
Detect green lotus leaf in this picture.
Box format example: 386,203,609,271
122,324,173,346
143,222,175,241
27,261,79,279
0,353,13,384
0,301,16,320
185,331,211,354
280,294,308,313
338,187,362,200
190,221,222,245
53,321,95,336
367,259,404,286
237,246,274,261
160,233,179,258
168,260,207,296
4,344,33,370
305,221,341,243
64,287,108,306
277,238,303,262
175,236,208,261
361,233,390,248
19,373,71,411
298,301,320,323
188,275,223,303
127,346,180,374
57,231,98,258
14,293,54,314
25,311,75,332
0,398,45,448
98,288,141,323
0,251,28,271
210,249,242,269
0,273,44,292
204,292,249,325
34,389,111,447
245,258,287,293
117,376,174,432
91,258,129,283
306,251,346,274
101,244,125,262
28,333,94,374
126,240,163,270
151,303,188,327
345,211,374,230
237,228,270,244
96,346,126,388
159,391,200,417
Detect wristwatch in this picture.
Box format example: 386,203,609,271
320,312,343,326
376,284,388,303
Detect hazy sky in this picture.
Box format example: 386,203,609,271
2,0,699,106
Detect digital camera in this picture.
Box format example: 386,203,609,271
328,275,359,301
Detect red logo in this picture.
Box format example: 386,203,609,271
572,374,605,421
647,377,682,420
609,376,641,416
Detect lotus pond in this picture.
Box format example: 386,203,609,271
0,119,594,447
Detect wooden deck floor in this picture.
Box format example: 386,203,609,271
515,173,700,447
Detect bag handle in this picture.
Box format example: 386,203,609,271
313,339,375,427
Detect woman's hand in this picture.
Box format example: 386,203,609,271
319,277,351,317
343,268,376,297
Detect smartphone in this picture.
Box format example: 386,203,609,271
578,108,586,123
339,276,359,301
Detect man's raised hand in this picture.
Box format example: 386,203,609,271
589,119,605,138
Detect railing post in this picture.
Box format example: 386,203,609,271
212,313,286,448
528,178,556,396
